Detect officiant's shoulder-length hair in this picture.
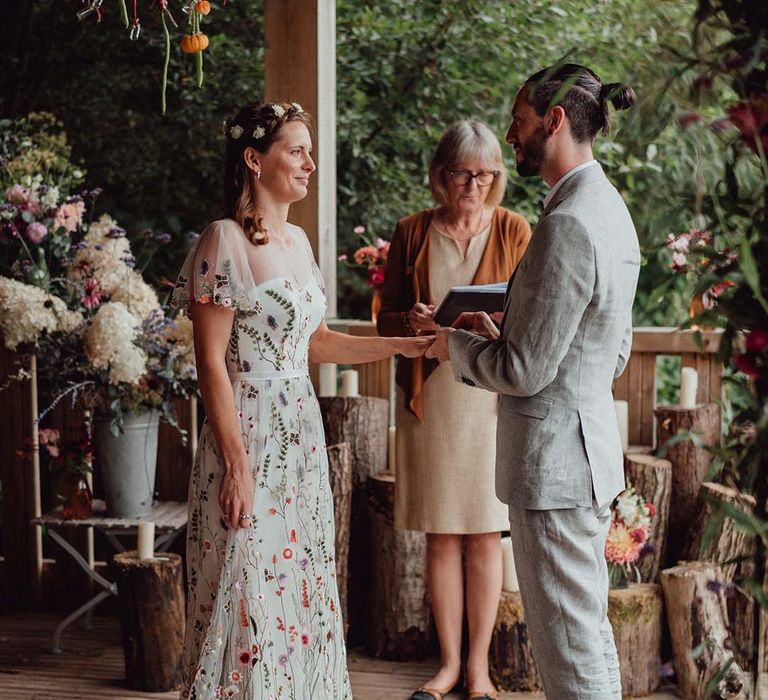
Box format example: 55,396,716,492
222,101,312,245
428,120,508,208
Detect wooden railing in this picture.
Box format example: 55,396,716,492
0,326,724,610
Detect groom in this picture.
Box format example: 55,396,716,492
426,63,640,699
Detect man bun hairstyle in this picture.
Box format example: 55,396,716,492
525,63,637,143
223,101,311,245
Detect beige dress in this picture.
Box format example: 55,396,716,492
394,222,509,533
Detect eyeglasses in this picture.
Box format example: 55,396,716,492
447,169,499,187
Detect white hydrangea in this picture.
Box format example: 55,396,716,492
615,490,640,524
164,314,196,379
84,302,147,385
69,214,133,295
38,185,60,210
110,270,160,321
0,277,83,350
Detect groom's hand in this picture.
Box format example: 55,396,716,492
452,311,500,340
425,327,453,361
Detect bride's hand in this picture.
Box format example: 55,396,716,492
395,335,436,358
219,462,255,530
407,302,439,333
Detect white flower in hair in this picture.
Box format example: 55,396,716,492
272,104,286,117
253,126,266,139
221,120,229,136
291,102,303,113
229,124,244,139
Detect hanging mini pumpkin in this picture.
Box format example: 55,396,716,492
195,0,211,15
181,32,209,53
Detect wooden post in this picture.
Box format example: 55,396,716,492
624,453,672,582
607,583,664,697
366,472,430,660
326,442,352,632
683,483,755,582
489,590,542,692
318,396,388,645
264,0,336,317
661,562,744,700
113,551,185,692
654,403,720,567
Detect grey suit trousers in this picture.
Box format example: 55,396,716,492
508,504,621,700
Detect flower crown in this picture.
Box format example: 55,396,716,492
223,102,304,141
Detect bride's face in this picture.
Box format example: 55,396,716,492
254,121,316,204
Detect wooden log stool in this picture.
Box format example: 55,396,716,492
489,590,542,692
318,396,388,645
654,403,720,567
683,482,756,582
661,561,745,700
113,551,185,692
326,442,352,633
366,471,430,660
608,583,664,697
624,453,672,582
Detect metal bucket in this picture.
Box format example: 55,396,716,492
94,411,159,518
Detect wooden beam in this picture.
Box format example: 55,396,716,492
264,0,337,317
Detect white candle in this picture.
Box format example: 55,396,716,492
387,426,396,475
501,536,518,592
137,521,155,560
680,367,699,409
614,400,629,453
318,363,338,397
339,369,359,398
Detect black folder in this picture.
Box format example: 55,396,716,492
433,282,508,327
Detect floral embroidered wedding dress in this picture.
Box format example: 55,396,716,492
172,219,351,700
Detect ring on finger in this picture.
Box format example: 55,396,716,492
238,513,252,522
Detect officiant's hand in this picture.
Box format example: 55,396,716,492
452,311,500,340
425,327,453,361
407,302,439,334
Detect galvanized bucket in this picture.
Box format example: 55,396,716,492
94,411,159,518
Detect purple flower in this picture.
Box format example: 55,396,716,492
155,232,172,244
279,392,288,407
267,315,278,330
26,222,48,244
122,254,136,268
107,227,126,238
141,228,154,239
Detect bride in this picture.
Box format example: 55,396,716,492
171,101,432,699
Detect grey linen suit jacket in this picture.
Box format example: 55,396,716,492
448,163,640,510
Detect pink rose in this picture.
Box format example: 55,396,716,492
369,267,385,287
5,184,30,205
26,222,48,244
54,201,85,234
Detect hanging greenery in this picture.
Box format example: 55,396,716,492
75,0,222,113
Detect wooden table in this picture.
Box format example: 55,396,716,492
31,500,187,653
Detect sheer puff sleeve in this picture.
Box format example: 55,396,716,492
171,220,258,312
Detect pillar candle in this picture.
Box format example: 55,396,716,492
680,367,698,409
614,400,629,453
318,363,338,397
387,425,397,475
137,521,155,560
500,536,519,592
339,369,359,398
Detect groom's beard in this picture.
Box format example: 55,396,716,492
515,123,549,177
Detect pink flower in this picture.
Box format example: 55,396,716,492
38,428,61,457
678,112,702,128
5,184,30,205
369,267,385,287
54,201,85,234
353,225,365,235
728,96,768,154
81,279,103,309
26,222,48,244
337,254,348,261
733,352,761,379
708,280,735,299
301,632,311,647
669,251,688,272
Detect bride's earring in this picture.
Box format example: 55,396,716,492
256,171,262,180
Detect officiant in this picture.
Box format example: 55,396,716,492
377,120,531,699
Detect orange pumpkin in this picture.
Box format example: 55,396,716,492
180,32,209,53
195,0,211,15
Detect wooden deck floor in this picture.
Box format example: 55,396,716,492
0,614,678,699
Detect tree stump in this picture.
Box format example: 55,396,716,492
318,396,388,645
727,584,756,674
654,404,720,567
489,590,542,692
326,442,352,634
607,583,664,697
683,483,755,583
661,562,744,700
624,453,672,582
112,551,185,692
366,472,430,660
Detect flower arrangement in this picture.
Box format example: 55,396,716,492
605,481,655,588
0,114,197,433
338,225,390,289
